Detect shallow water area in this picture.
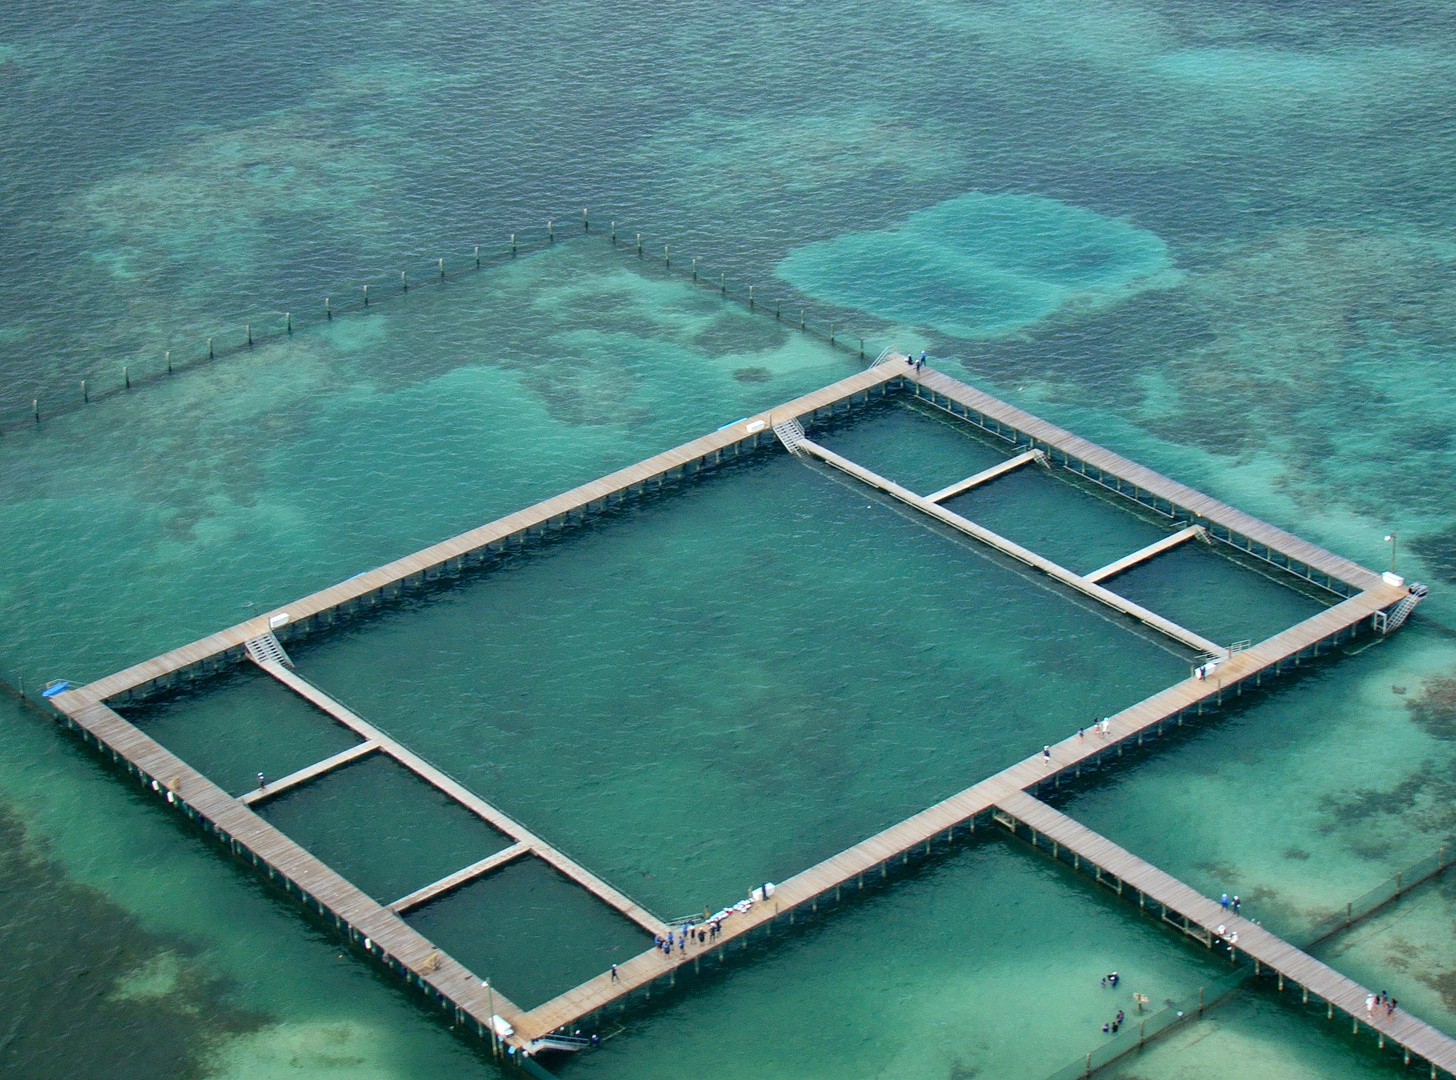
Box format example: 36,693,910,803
1101,990,1416,1080
0,241,861,693
5,1,1456,1072
1311,872,1456,1036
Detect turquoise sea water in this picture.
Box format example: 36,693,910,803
3,1,1456,1078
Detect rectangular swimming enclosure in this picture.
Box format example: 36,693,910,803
45,358,1432,1070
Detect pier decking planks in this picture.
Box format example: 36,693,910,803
43,359,1426,1062
925,448,1042,503
390,842,533,915
1084,525,1205,584
994,790,1456,1074
240,739,380,805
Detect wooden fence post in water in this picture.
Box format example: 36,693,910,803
583,207,588,231
548,219,553,242
474,245,480,267
123,365,129,388
81,380,86,403
511,233,516,255
166,350,172,373
208,337,214,358
438,257,444,280
246,323,252,346
285,312,291,333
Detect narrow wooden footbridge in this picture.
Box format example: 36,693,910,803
44,357,1434,1069
993,790,1456,1077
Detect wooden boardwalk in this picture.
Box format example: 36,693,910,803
240,739,379,806
926,449,1043,503
391,843,532,915
994,789,1456,1076
43,358,1425,1061
1085,525,1205,584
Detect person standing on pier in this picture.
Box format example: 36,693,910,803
256,771,266,791
1043,745,1052,766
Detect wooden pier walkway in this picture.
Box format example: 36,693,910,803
926,448,1043,503
240,739,379,806
993,789,1456,1076
390,843,532,915
44,358,1425,1062
1085,525,1205,584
